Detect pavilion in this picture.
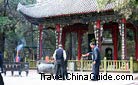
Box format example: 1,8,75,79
17,0,138,61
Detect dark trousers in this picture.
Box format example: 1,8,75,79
63,60,68,79
92,64,100,80
0,73,4,85
55,60,64,80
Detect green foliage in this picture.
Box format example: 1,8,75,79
0,0,37,61
97,0,138,20
97,0,116,11
0,17,11,25
0,0,2,3
20,0,36,4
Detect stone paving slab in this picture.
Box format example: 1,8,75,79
2,70,138,85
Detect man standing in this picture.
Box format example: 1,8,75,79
53,44,66,80
82,42,101,81
0,51,4,85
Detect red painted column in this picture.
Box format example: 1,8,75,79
112,25,118,60
61,30,66,49
77,31,82,60
56,24,60,45
58,32,60,44
96,20,101,47
39,24,43,60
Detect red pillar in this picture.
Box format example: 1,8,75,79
135,29,138,60
39,24,43,60
61,30,66,49
56,24,61,45
112,25,118,60
77,31,82,60
96,20,101,47
58,32,60,44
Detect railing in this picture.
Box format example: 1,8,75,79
133,60,138,72
67,57,138,73
105,60,130,72
25,57,138,73
3,62,29,76
27,60,36,69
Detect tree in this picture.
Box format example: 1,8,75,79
97,0,138,20
0,0,37,61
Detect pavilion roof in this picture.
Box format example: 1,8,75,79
17,0,115,18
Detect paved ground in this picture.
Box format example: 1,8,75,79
2,70,138,85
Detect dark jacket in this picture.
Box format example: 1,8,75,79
56,48,64,61
92,46,101,65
